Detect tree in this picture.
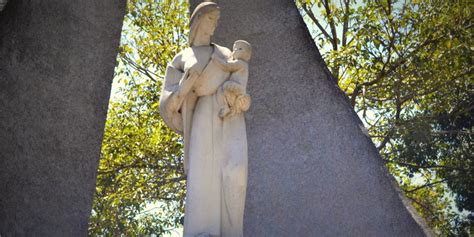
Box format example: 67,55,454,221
88,0,188,235
296,0,473,235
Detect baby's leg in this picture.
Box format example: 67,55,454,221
218,88,231,118
217,86,230,118
227,93,240,117
219,105,230,118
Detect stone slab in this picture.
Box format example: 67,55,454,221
0,1,125,236
191,0,431,236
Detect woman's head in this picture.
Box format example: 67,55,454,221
189,2,220,46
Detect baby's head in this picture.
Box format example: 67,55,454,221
232,40,252,62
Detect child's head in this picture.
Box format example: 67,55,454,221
232,40,252,61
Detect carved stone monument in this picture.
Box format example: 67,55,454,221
159,2,251,236
0,1,125,235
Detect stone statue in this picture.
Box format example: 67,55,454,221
159,2,250,236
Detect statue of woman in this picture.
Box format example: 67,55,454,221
159,2,248,236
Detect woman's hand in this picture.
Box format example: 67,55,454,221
187,67,200,82
177,68,200,98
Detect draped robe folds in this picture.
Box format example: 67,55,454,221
159,44,248,236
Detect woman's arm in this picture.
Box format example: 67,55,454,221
159,53,187,133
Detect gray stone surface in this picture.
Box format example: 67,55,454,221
0,1,125,236
191,0,431,236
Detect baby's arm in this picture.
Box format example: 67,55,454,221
212,54,245,72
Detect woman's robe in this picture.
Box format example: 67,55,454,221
159,44,248,237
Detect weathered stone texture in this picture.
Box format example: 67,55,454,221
191,0,430,236
0,1,125,236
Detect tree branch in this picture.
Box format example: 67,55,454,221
361,34,445,89
341,0,350,47
405,179,448,193
405,195,436,217
301,3,333,43
122,54,159,82
350,84,361,107
383,159,469,172
98,162,182,175
322,0,339,50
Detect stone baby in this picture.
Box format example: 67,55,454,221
212,40,252,118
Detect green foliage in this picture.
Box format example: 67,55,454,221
297,0,473,235
88,0,188,235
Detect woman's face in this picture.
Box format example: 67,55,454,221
199,10,220,36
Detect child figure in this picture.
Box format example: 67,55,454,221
212,40,252,118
